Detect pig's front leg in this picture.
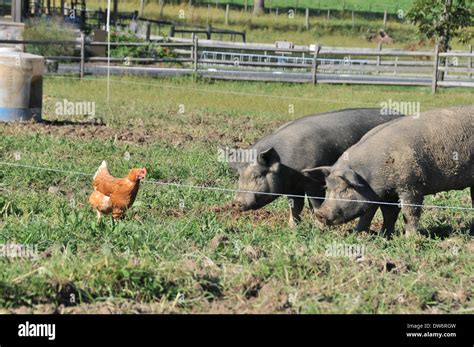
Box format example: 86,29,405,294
354,204,378,232
399,193,423,237
380,205,400,238
288,196,305,228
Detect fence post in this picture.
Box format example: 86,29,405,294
305,8,309,29
312,44,321,85
139,0,144,17
376,42,382,75
145,21,151,41
244,0,248,12
159,0,164,17
444,55,449,79
193,34,199,72
469,45,472,79
80,32,85,79
206,24,212,39
432,44,439,94
352,11,354,29
383,10,387,29
225,4,229,25
327,9,330,20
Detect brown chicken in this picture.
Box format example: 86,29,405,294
89,161,147,220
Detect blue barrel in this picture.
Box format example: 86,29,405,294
0,47,44,122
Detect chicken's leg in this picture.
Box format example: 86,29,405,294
96,210,102,222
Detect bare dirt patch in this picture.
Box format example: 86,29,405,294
0,114,271,148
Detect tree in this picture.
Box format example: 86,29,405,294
407,0,472,52
253,0,265,15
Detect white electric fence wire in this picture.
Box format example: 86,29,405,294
1,161,473,212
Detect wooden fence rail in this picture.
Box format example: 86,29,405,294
1,38,473,92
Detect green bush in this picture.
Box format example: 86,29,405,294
110,29,177,60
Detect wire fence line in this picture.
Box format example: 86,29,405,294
1,161,473,212
46,74,379,106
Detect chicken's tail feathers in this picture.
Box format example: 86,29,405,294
93,160,110,180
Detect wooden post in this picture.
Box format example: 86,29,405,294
269,0,272,14
159,0,164,17
305,8,309,29
327,9,330,20
193,34,198,72
225,4,229,25
113,0,118,25
352,10,355,29
139,0,144,16
312,44,321,85
80,32,85,79
376,42,382,75
469,45,472,79
275,7,279,21
383,10,387,29
445,55,449,78
432,44,439,94
145,21,151,41
206,24,212,40
244,0,248,12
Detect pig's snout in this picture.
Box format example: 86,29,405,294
315,208,331,225
231,200,247,211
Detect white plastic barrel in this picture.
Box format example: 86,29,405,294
0,47,44,122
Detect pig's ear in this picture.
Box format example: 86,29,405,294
338,170,365,188
257,147,280,168
228,161,243,172
302,166,331,183
218,144,243,172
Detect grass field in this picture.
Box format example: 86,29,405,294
201,0,414,13
81,1,473,49
0,75,473,313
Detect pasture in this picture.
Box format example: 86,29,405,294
0,76,473,313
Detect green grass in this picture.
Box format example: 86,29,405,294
0,75,473,313
206,0,414,13
82,1,472,49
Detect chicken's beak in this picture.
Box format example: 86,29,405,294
138,168,147,180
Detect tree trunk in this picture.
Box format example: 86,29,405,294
253,0,265,15
439,0,452,53
438,0,452,81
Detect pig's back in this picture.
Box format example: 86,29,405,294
254,108,400,170
346,106,473,194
